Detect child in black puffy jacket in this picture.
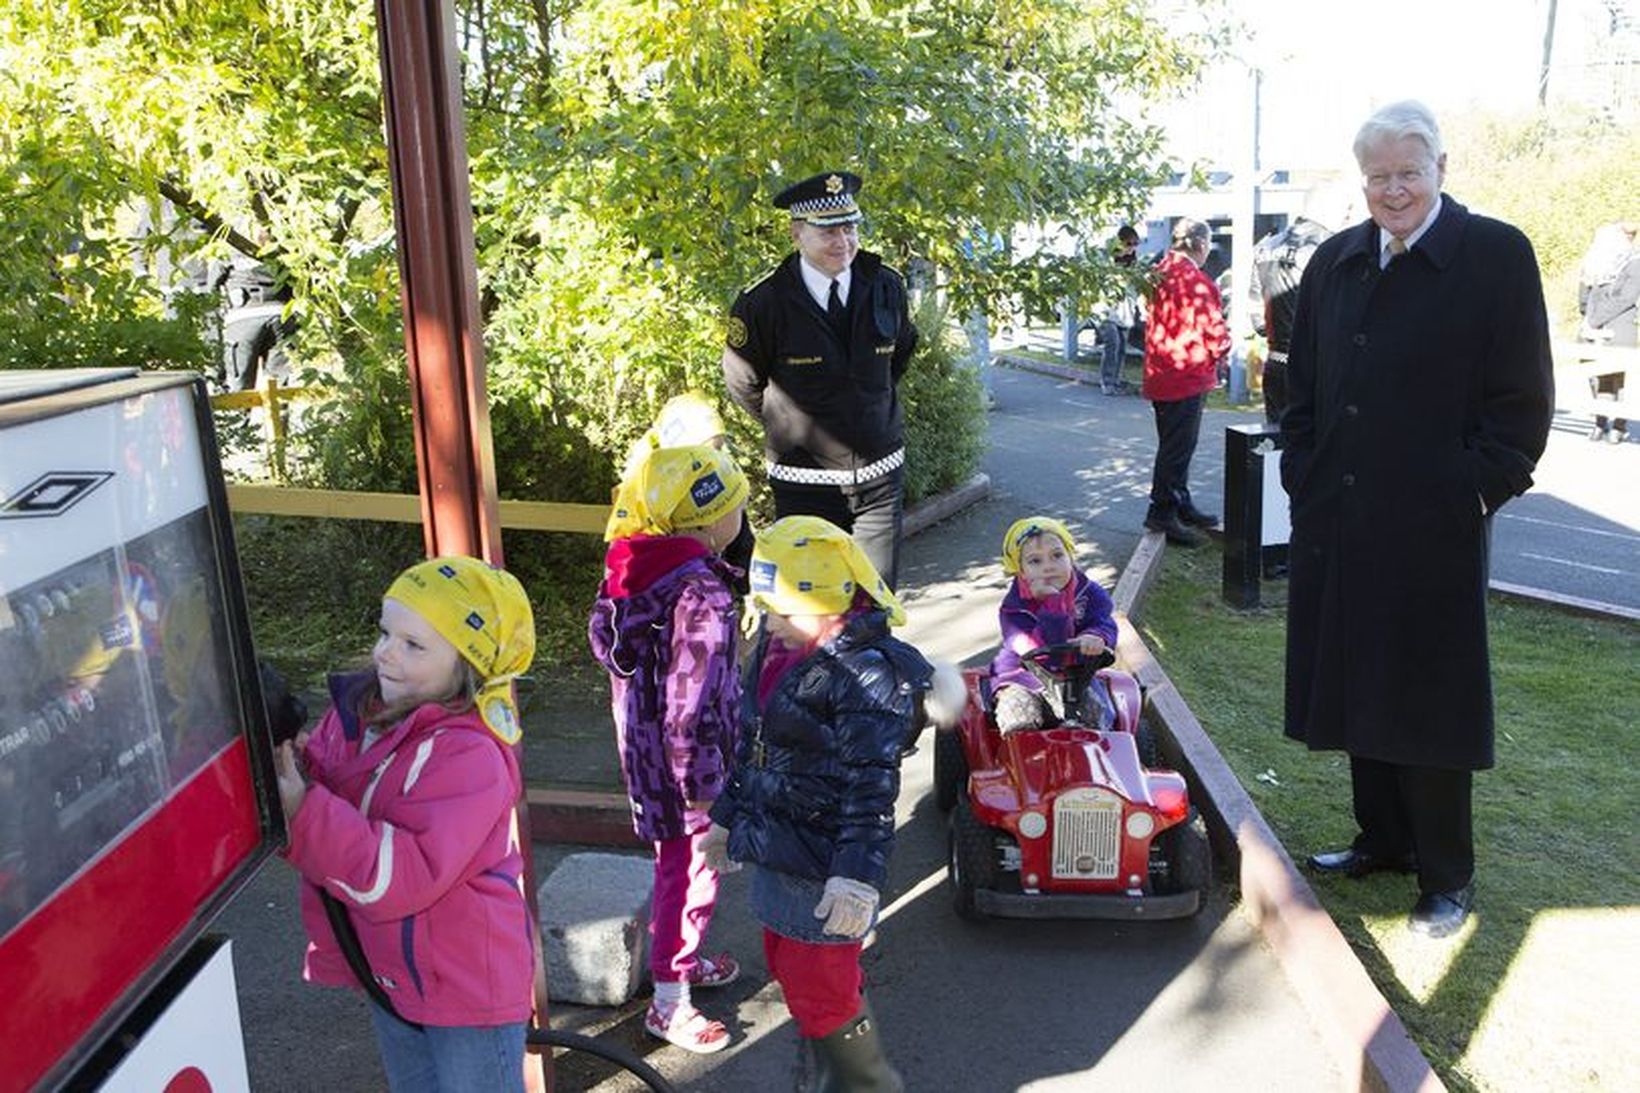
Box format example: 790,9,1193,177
706,515,960,1091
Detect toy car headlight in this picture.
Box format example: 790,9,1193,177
1017,811,1048,839
1125,811,1155,839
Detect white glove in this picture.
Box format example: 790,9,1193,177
813,876,880,938
701,823,739,874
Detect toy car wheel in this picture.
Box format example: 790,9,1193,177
1152,810,1213,901
1135,717,1162,769
933,727,968,812
948,797,998,920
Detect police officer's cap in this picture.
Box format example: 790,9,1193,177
774,171,864,227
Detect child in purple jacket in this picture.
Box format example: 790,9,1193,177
990,516,1119,732
588,444,748,1054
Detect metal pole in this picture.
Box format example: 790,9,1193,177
373,4,550,1088
1227,65,1260,406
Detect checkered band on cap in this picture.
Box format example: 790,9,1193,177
774,171,864,226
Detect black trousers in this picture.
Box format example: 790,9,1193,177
1349,755,1474,894
771,467,904,590
1147,393,1205,520
1262,358,1289,425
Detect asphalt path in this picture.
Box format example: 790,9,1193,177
216,365,1343,1092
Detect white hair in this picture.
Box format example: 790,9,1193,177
1353,100,1443,167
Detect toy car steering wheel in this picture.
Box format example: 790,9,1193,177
1021,641,1115,671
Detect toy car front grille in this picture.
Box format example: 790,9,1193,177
1051,788,1122,880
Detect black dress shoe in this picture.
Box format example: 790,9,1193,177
1308,847,1418,879
1178,505,1220,528
1143,514,1207,548
1409,884,1474,938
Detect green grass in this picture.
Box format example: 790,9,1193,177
1137,548,1640,1091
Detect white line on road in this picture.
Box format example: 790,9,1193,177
1499,512,1640,543
1517,551,1628,575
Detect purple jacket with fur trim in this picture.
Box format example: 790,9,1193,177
589,536,741,841
989,570,1119,693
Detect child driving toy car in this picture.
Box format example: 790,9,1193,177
989,516,1120,733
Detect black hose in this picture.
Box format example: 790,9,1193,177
321,890,678,1092
526,1028,679,1093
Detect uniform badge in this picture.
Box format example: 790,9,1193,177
825,174,844,194
726,315,748,349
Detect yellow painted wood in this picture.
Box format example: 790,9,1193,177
226,485,609,534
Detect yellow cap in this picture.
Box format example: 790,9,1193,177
606,444,748,540
384,557,536,744
1001,516,1076,575
748,515,905,625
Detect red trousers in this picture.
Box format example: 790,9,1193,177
762,929,863,1039
650,827,719,983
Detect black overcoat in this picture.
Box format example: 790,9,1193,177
1280,198,1553,770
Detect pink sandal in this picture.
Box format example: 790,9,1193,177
645,1001,730,1054
687,952,740,989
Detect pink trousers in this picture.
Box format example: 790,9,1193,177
650,826,720,983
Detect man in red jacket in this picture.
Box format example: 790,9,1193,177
1142,218,1230,547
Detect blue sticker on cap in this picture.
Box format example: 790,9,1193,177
750,559,777,592
691,472,725,508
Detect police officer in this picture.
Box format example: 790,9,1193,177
215,251,295,392
1249,186,1351,423
721,171,918,587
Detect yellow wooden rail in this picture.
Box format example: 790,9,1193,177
225,485,608,535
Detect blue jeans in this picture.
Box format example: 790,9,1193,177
368,1004,527,1093
1099,320,1128,389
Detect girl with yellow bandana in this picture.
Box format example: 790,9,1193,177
991,516,1119,733
704,515,957,1090
272,556,537,1091
589,444,749,1054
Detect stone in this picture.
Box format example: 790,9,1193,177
536,852,653,1006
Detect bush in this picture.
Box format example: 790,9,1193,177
901,295,989,504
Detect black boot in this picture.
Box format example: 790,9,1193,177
809,1002,903,1093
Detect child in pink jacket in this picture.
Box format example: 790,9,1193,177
274,556,536,1092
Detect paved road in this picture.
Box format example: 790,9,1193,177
217,365,1343,1092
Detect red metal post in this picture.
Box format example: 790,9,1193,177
373,4,549,1088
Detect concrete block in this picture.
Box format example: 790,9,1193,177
537,852,653,1006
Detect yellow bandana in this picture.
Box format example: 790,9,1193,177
748,515,905,625
384,556,536,744
607,444,748,540
620,392,728,479
1001,516,1077,575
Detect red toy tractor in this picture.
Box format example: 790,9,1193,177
934,643,1211,919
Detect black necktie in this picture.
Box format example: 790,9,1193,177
827,279,846,334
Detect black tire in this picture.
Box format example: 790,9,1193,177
949,797,998,920
1152,810,1213,903
933,728,968,812
1134,716,1162,769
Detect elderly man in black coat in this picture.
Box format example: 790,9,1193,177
1280,101,1554,939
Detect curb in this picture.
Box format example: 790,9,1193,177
1113,530,1444,1093
994,351,1103,387
903,471,991,538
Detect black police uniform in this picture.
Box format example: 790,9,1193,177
722,176,918,587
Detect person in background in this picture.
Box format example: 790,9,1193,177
590,445,750,1054
1097,225,1142,396
1141,217,1230,548
1282,100,1553,940
274,557,536,1092
705,516,960,1091
721,171,919,588
1248,185,1353,423
1576,222,1639,444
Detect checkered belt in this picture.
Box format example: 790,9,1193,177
1266,350,1289,363
766,447,905,486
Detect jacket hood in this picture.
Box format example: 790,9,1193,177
602,534,710,597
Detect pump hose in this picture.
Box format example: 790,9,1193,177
320,891,678,1092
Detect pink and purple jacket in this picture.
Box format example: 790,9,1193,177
990,570,1119,694
588,535,740,842
283,672,533,1027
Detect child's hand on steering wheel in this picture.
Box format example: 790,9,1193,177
1075,634,1108,657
